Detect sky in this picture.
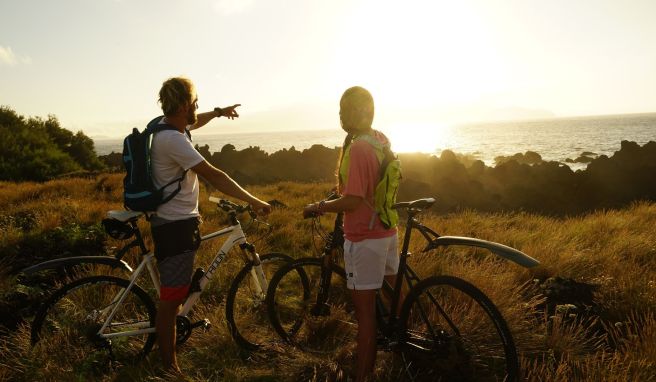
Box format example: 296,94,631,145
1,0,655,140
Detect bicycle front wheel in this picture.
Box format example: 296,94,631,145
225,252,292,350
266,257,357,354
399,276,519,382
31,275,157,369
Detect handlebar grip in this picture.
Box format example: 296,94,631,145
326,191,340,201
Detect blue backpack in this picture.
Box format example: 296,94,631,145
122,116,189,212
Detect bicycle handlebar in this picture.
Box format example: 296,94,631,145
208,196,256,219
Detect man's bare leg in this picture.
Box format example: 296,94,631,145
157,299,183,372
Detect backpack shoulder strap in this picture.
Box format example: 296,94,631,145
354,133,386,152
147,116,192,140
353,132,395,177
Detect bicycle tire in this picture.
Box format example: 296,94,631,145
265,257,358,354
225,252,293,350
31,275,157,369
398,275,519,382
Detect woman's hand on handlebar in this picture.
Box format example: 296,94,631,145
303,191,344,218
303,191,342,218
303,203,321,219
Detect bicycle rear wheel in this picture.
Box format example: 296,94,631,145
399,276,519,382
225,252,292,350
31,275,156,369
266,257,357,354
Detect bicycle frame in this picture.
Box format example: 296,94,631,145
391,207,539,313
387,213,416,323
97,214,268,340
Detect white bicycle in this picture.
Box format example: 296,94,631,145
30,197,291,367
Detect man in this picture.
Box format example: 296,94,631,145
150,77,271,374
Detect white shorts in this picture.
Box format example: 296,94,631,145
344,235,399,290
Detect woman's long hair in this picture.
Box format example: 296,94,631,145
336,132,354,189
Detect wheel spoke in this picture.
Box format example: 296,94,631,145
267,258,357,354
226,252,292,350
400,276,518,381
31,276,156,374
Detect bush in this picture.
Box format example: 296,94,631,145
1,223,106,274
0,106,105,181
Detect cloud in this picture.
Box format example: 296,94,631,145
0,45,32,66
213,0,254,15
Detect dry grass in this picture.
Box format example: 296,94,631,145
1,174,656,380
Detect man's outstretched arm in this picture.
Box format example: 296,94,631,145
190,104,241,130
191,160,271,214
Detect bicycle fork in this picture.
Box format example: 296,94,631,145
244,242,268,300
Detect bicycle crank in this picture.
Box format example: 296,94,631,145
176,316,212,345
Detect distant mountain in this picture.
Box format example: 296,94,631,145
89,135,117,140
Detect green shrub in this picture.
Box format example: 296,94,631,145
0,106,105,181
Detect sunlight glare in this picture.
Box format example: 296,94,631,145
330,0,506,110
383,122,449,153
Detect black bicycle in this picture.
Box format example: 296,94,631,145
266,197,539,381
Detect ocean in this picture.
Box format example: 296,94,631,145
93,112,656,171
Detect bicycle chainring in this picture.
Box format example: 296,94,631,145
176,316,193,345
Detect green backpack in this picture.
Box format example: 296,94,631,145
340,133,402,229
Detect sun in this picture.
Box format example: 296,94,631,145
326,0,506,155
382,122,451,154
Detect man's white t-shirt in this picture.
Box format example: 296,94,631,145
151,125,204,221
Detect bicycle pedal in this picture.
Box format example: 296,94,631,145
191,318,212,331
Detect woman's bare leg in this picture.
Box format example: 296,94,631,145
351,289,377,382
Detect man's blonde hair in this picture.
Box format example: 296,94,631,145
158,77,196,116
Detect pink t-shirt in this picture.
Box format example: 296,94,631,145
341,132,397,242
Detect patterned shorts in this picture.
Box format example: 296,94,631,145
151,216,201,301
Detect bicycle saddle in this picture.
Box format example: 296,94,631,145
392,198,436,211
107,210,144,222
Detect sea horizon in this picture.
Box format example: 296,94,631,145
94,112,656,171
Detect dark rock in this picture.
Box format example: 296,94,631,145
535,276,598,315
495,151,543,166
574,155,594,163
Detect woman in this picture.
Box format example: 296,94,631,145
303,86,399,382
